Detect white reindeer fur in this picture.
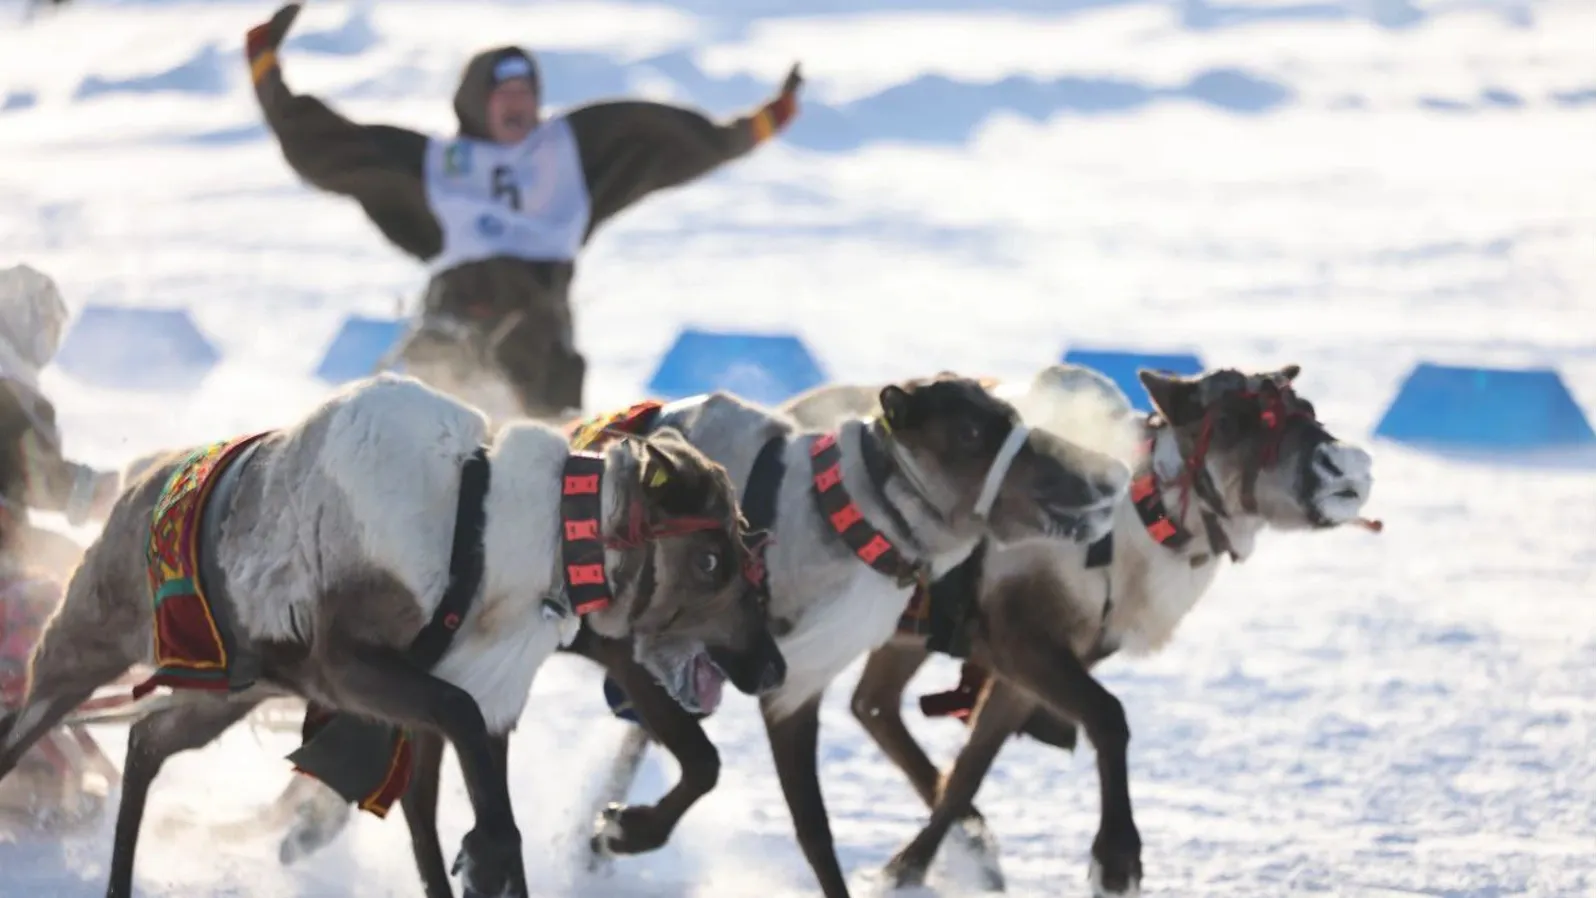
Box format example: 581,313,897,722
214,373,632,732
761,423,984,720
790,365,1276,663
986,365,1272,657
650,396,984,722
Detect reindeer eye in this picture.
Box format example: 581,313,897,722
955,421,983,450
695,549,721,577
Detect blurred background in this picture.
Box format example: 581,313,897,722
0,0,1592,895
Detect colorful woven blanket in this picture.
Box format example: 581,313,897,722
134,433,268,700
564,399,665,452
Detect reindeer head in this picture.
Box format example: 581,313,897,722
1137,365,1374,531
593,426,785,716
875,373,1130,547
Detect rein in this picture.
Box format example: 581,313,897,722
602,495,725,552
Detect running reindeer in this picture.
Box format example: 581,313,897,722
0,372,787,898
266,363,1379,898
787,361,1380,896
274,371,1134,897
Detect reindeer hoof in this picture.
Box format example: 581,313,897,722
588,802,669,856
278,789,353,866
883,851,930,889
453,826,527,898
1088,856,1142,898
952,816,1007,891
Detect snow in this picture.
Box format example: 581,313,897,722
2,0,1594,895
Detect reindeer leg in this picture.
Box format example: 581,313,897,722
399,730,453,898
107,693,263,898
763,694,850,898
985,595,1140,898
1016,702,1080,751
0,580,143,780
589,651,717,858
849,645,942,809
323,642,525,898
883,675,1034,892
275,775,356,865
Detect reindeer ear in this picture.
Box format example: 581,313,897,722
640,428,713,516
1137,369,1203,425
878,384,914,431
641,433,684,492
1278,363,1302,382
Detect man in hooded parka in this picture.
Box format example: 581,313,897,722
0,264,122,572
0,264,127,835
244,3,805,420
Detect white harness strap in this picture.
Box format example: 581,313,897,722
973,423,1030,518
888,421,1031,521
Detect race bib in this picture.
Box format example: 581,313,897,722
422,116,593,274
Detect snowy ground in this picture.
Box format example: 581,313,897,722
1,0,1593,895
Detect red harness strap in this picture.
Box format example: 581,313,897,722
560,453,616,616
1129,448,1197,551
810,432,924,588
558,450,728,617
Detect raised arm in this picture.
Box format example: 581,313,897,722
0,386,118,526
565,65,804,234
244,3,442,261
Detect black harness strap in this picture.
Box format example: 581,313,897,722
922,541,985,658
289,446,491,813
407,447,492,670
810,430,925,588
857,421,932,541
740,434,787,602
1085,533,1114,569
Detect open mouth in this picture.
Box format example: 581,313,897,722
1042,499,1115,544
683,652,725,715
1308,485,1370,528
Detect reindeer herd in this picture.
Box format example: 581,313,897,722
0,359,1378,898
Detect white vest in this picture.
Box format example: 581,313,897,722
422,116,593,275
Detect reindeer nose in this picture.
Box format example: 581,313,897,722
1315,442,1371,483
757,648,787,693
1094,461,1132,502
1313,442,1373,504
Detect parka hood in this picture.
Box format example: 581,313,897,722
453,46,541,141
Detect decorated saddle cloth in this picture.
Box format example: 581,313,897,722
134,432,271,700
563,400,665,452
129,431,418,820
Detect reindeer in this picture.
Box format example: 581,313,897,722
512,361,1377,898
293,372,1120,896
774,362,1380,897
0,372,787,898
269,364,1378,897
